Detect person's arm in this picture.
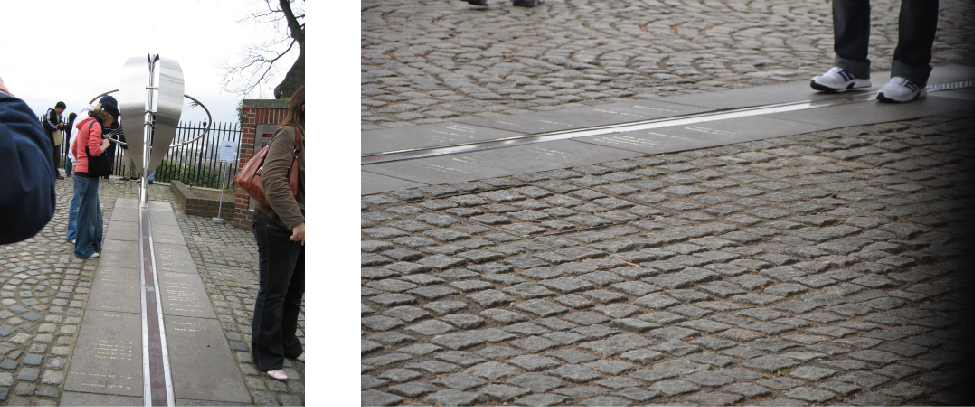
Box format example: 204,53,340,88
261,127,304,230
0,94,55,244
42,109,58,133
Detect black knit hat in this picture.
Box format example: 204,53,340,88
102,103,121,122
55,101,66,109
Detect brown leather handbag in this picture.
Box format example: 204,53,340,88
234,126,301,208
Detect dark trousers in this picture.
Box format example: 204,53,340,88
51,137,61,177
251,213,305,371
833,0,939,86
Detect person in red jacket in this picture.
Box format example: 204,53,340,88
71,108,113,258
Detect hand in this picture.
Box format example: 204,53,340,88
0,76,11,97
100,139,110,151
290,222,305,246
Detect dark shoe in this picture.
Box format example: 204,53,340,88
513,0,541,5
148,180,154,184
467,0,488,5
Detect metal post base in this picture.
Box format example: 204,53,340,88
212,218,226,224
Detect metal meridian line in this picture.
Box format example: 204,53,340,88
361,80,975,165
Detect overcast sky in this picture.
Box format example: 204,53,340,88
1,0,295,126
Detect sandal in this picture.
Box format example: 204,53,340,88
266,370,288,381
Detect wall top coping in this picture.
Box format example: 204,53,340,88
243,98,291,109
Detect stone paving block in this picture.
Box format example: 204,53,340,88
64,311,142,397
87,267,141,314
60,391,143,406
364,140,643,185
157,270,217,319
165,316,250,403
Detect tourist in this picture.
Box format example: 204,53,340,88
811,0,939,102
71,107,114,258
250,86,305,381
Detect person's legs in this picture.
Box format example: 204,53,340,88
73,176,96,258
66,177,82,241
93,180,102,252
64,159,73,177
52,141,61,179
251,214,302,372
281,245,305,359
891,0,939,87
832,0,872,79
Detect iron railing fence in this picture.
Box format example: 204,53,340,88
55,120,243,189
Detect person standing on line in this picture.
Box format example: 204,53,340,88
42,101,66,179
0,75,56,244
250,86,305,381
71,107,114,258
811,0,939,103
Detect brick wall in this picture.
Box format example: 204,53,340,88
233,99,291,230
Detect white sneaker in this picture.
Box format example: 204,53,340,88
811,67,872,92
69,239,76,245
90,253,100,259
877,77,926,103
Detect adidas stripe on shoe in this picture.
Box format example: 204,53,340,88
811,67,872,92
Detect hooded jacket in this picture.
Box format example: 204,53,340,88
72,117,104,176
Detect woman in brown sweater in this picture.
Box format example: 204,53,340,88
251,87,305,381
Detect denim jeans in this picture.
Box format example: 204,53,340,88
833,0,939,86
67,171,101,242
251,213,304,371
73,175,102,258
64,160,73,177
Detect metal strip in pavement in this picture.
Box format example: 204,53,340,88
361,80,975,165
140,205,176,406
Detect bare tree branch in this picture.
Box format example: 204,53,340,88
220,0,304,97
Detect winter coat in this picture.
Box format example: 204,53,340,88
0,94,55,244
71,117,105,176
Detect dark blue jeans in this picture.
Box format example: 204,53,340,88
73,175,102,258
251,213,305,371
833,0,939,86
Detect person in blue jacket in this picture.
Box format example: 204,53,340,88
0,75,56,244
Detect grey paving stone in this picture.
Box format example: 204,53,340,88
649,380,699,397
423,389,486,406
432,373,487,391
362,389,404,406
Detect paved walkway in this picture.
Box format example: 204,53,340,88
361,1,975,406
361,111,975,406
362,0,975,130
0,179,304,405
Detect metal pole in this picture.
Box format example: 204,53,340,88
212,161,226,224
140,55,158,204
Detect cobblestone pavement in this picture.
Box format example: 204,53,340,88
361,113,975,406
362,0,975,130
0,179,304,406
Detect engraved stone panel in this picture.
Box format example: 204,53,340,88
154,243,197,274
88,267,141,314
149,209,178,226
165,316,250,403
64,311,142,397
363,140,641,185
105,220,139,242
60,391,143,406
98,239,141,269
158,271,217,319
151,225,187,245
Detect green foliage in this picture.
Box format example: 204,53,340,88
155,160,231,189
